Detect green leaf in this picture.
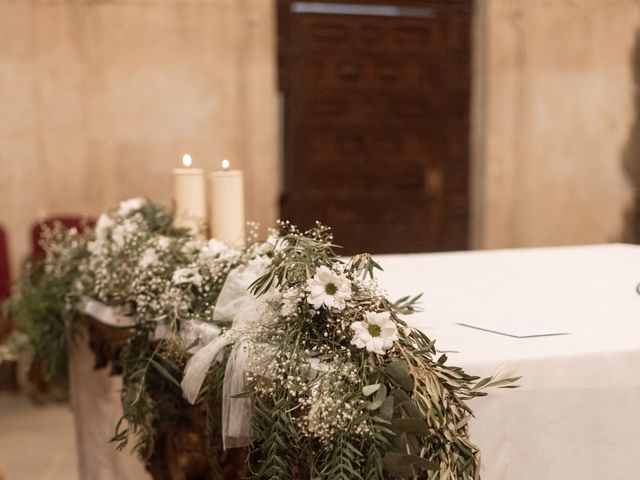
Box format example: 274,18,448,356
391,418,430,436
149,358,180,388
487,376,522,388
231,378,259,398
363,383,382,396
374,384,388,403
456,415,472,430
391,388,411,403
383,452,437,477
474,376,492,389
390,389,422,418
379,396,395,421
385,360,414,392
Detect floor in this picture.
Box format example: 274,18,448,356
0,393,78,480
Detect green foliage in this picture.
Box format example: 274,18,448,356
113,329,160,457
363,426,388,480
203,348,231,479
114,330,189,459
250,222,337,297
137,201,183,236
244,224,518,479
251,393,298,480
390,293,424,315
322,436,364,480
6,224,88,391
10,264,71,387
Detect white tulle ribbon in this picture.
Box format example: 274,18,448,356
79,255,277,450
154,321,222,353
218,293,277,449
180,255,277,450
79,297,222,353
179,332,234,405
79,297,136,328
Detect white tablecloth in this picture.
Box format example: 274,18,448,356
70,243,640,479
377,243,640,480
69,327,151,480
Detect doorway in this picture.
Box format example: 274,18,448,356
277,0,472,254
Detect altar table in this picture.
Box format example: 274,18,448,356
69,328,151,480
378,243,640,480
70,243,640,479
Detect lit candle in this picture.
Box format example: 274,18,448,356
208,160,245,245
173,153,206,234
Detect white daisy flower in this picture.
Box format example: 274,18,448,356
94,214,114,240
87,240,103,256
117,197,146,217
139,248,158,268
350,311,398,355
181,239,204,255
306,265,351,311
200,239,229,258
156,236,172,250
172,267,203,288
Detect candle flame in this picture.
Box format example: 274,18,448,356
182,153,192,168
221,159,231,170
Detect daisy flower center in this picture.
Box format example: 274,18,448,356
324,282,338,295
368,324,381,337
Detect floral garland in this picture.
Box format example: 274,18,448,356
3,199,517,479
239,224,516,479
81,198,244,328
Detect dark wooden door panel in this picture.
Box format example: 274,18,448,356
278,0,472,254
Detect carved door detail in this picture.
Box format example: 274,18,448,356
278,0,472,254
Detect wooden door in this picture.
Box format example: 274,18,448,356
278,0,472,254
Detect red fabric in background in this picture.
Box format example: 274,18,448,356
0,226,10,302
0,217,94,344
0,226,12,339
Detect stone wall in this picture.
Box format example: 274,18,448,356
0,0,279,275
472,0,640,248
2,0,640,275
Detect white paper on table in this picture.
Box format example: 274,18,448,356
456,321,569,338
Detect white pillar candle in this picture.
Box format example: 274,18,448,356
173,154,206,234
208,160,245,245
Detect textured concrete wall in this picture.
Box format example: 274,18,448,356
0,0,278,276
472,0,640,248
2,0,639,274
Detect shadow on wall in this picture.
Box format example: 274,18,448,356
622,31,640,243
